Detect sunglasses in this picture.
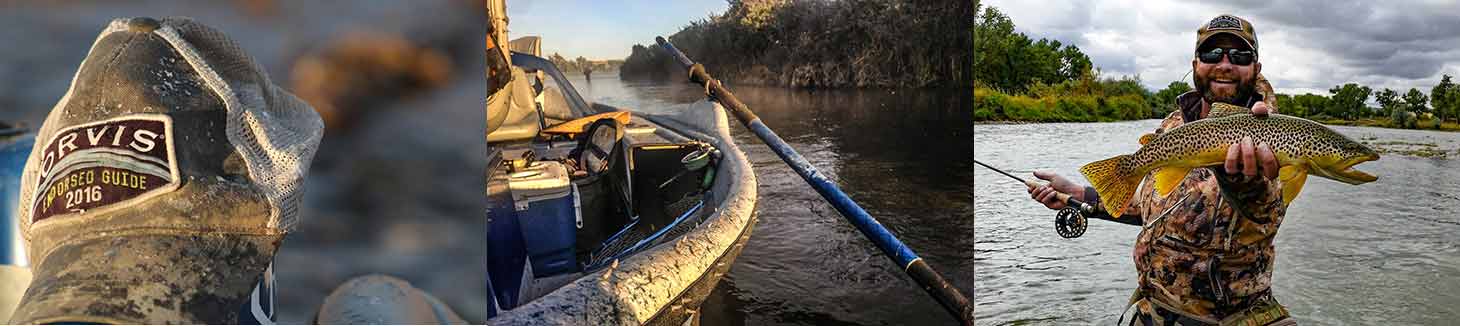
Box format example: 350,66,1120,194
1197,47,1256,66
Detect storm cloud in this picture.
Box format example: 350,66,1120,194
982,0,1460,96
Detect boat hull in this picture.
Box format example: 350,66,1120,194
487,100,759,325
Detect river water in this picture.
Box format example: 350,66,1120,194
974,120,1460,325
578,74,976,325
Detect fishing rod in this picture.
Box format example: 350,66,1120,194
973,159,1093,238
656,37,974,325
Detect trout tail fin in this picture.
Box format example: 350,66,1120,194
1080,155,1138,215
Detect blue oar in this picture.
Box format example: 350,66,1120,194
656,36,973,325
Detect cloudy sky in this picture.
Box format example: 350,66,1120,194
981,0,1460,97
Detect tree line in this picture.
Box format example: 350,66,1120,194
973,4,1180,122
546,53,624,74
1272,76,1460,129
620,0,974,88
974,2,1460,130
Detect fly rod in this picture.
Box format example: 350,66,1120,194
973,159,1094,238
656,36,974,325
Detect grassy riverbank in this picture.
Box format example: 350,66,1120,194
1317,117,1460,132
973,81,1166,122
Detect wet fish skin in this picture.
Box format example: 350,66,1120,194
1080,103,1380,215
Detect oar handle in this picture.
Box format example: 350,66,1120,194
655,36,974,325
656,37,761,124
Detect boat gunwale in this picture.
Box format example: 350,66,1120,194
486,100,758,325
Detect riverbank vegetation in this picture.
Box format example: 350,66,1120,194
1271,76,1460,131
547,54,623,74
972,3,1460,132
620,0,973,88
972,4,1175,122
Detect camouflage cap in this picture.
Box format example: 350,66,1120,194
10,17,321,324
1196,14,1258,53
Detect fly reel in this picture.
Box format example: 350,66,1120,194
1055,206,1087,238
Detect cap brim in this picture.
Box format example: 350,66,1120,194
1198,31,1256,51
9,233,280,324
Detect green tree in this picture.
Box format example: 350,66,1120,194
1274,93,1300,117
973,6,1017,91
1292,93,1329,119
1327,83,1372,119
1431,74,1457,122
1058,45,1092,82
1102,74,1147,97
1151,81,1193,116
1375,88,1400,117
1404,88,1430,114
972,5,1090,93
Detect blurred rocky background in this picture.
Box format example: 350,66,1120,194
0,0,490,322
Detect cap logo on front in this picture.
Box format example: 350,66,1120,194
1209,15,1243,30
30,114,180,223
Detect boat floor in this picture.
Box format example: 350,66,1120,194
585,184,711,269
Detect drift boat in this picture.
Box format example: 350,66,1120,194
484,37,758,325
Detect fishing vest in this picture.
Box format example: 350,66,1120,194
1125,106,1292,325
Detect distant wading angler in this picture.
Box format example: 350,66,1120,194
1026,15,1378,325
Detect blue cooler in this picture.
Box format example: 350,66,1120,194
508,161,580,276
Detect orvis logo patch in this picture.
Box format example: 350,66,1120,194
1209,15,1243,30
31,115,179,223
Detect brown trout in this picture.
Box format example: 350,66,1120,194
1080,103,1380,214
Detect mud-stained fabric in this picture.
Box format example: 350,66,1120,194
1129,108,1289,322
11,17,321,324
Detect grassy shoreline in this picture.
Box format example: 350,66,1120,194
974,87,1158,122
1317,118,1460,132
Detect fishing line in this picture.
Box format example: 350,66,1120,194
974,159,1090,238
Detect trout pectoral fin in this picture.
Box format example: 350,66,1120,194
1139,133,1156,145
1279,165,1309,205
1152,167,1190,197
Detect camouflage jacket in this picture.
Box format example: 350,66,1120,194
1128,93,1287,322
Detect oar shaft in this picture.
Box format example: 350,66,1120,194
657,37,973,325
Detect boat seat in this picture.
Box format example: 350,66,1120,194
569,118,636,263
572,119,633,213
487,68,542,143
539,86,576,121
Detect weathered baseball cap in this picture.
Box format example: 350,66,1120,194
10,17,321,324
1196,14,1258,53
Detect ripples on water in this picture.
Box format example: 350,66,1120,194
975,120,1460,325
585,76,975,325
